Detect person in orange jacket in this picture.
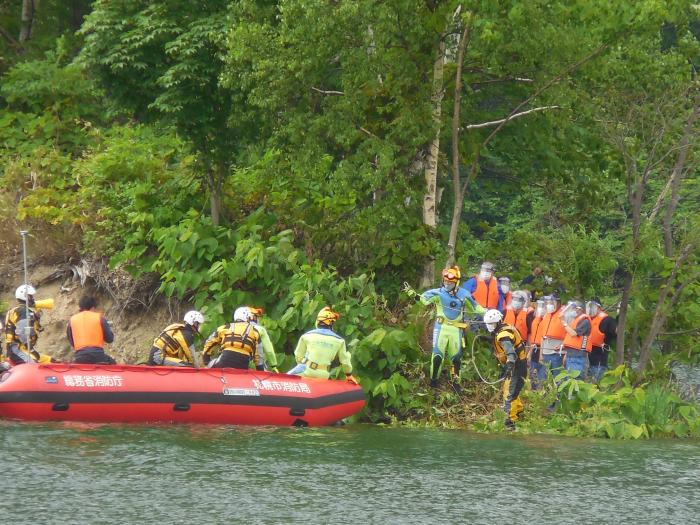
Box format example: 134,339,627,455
67,295,116,364
461,261,504,311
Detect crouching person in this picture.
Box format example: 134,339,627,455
67,295,116,364
288,307,358,385
484,309,528,430
148,310,204,367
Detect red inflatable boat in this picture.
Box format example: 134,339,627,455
0,363,365,427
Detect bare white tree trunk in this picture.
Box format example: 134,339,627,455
19,0,36,43
445,24,470,268
420,37,446,288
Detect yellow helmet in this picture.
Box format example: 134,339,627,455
441,266,461,284
316,306,340,328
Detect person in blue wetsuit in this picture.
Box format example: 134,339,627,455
407,266,486,388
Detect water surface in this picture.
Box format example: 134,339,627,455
2,422,698,524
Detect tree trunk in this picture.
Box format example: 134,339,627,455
445,24,470,269
662,101,699,257
19,0,36,43
206,162,225,226
420,37,446,288
635,244,694,372
615,271,633,366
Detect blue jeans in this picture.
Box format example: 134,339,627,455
530,360,544,390
564,349,588,378
588,365,606,383
542,352,563,380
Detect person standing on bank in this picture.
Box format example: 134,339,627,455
67,295,116,364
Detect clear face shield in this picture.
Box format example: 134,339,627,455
586,301,599,317
545,298,558,313
500,282,510,294
535,300,546,317
486,322,497,332
511,297,525,311
443,281,456,292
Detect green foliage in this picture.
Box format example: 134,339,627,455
546,366,700,439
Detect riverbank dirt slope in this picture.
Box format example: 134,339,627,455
1,259,187,364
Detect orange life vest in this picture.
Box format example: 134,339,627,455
69,310,105,351
536,310,566,346
530,316,542,345
562,313,592,352
504,307,528,340
473,277,500,309
588,311,608,348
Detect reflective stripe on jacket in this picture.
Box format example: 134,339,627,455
203,321,261,359
562,314,592,352
493,325,526,365
153,323,195,362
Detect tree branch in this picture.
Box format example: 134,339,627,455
463,105,559,130
311,87,345,96
0,24,23,50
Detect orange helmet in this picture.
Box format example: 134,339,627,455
441,266,461,284
248,306,264,321
316,306,340,328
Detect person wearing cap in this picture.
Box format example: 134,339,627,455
248,307,279,373
462,261,504,311
67,295,116,364
560,300,592,377
288,307,357,384
148,310,204,367
408,266,485,388
202,306,261,369
4,284,55,364
586,300,617,382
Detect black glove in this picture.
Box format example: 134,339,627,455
504,360,515,376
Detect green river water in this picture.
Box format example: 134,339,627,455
1,421,698,524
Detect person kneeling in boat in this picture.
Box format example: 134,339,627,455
67,295,116,364
484,309,528,430
202,307,261,369
148,310,204,367
287,307,358,384
5,284,57,365
248,307,279,373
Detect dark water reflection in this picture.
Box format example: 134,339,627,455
2,422,698,524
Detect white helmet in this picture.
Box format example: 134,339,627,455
184,310,204,327
484,309,503,332
16,284,36,302
233,306,252,322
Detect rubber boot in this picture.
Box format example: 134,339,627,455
430,354,443,388
450,361,462,393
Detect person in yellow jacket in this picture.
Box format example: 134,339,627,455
202,307,260,369
287,307,358,384
248,307,279,372
148,310,204,367
484,309,527,430
4,284,56,365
